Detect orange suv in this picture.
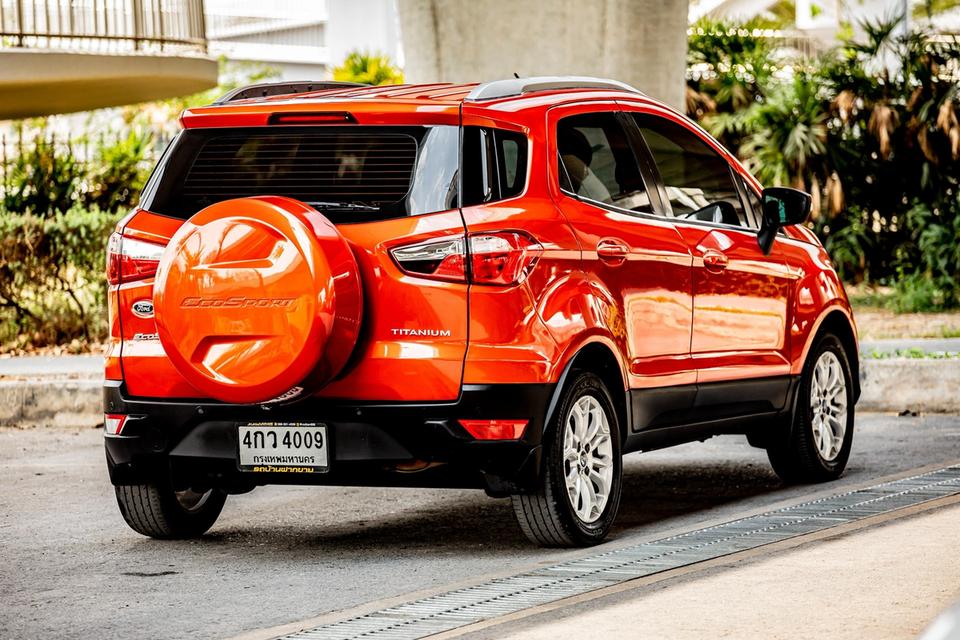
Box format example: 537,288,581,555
104,77,860,546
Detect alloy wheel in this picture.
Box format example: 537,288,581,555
810,350,848,461
562,395,614,523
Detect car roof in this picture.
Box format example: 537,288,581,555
178,77,678,130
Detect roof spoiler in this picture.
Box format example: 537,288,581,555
214,81,370,105
465,76,644,102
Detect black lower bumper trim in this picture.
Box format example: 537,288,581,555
103,381,553,494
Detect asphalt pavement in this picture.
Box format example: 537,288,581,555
3,413,960,639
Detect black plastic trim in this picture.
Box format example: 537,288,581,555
625,375,798,453
103,381,553,494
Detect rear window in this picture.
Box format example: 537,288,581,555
140,125,528,223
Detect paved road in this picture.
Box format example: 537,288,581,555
3,413,960,640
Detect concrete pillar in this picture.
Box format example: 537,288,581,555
397,0,689,109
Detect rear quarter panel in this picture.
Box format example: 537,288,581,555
460,101,631,389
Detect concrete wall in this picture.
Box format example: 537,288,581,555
397,0,689,109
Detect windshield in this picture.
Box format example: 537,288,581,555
139,126,461,223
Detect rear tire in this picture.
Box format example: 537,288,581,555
767,333,855,483
115,479,227,539
511,371,623,547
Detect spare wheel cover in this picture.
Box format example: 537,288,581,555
153,196,362,403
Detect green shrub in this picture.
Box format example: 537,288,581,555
82,129,153,213
2,132,84,216
333,51,403,86
0,207,120,350
890,274,955,313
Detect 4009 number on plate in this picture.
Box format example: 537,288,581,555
238,423,328,473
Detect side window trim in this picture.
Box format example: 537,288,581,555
732,171,760,229
616,111,669,217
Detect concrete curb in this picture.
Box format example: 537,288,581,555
858,358,960,414
0,359,956,427
0,379,102,427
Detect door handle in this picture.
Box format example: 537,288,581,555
597,238,629,265
702,249,729,273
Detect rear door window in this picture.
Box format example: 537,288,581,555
556,112,654,214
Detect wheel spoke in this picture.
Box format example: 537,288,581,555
559,393,615,524
808,351,848,463
819,423,832,458
581,474,599,518
590,427,609,451
588,468,608,499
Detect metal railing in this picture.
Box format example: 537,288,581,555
0,0,207,54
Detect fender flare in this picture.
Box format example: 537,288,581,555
796,303,860,398
543,335,631,437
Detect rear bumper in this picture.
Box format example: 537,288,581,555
103,381,554,495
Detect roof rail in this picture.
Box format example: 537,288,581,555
214,81,370,104
465,76,643,102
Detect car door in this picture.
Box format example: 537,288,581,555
623,107,797,414
549,104,696,430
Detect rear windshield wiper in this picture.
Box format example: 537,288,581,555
305,200,380,212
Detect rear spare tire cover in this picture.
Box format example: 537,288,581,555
153,196,362,404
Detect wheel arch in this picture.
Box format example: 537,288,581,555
546,340,630,441
803,307,860,400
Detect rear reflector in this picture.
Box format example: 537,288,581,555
107,232,166,285
458,419,528,440
104,414,127,435
390,232,542,285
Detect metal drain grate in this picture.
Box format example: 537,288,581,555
283,466,960,640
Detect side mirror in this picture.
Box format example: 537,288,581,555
758,187,812,255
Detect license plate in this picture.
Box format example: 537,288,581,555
237,423,328,473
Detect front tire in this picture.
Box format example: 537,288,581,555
115,478,227,539
767,333,855,483
511,371,623,547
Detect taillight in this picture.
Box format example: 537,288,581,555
389,236,467,282
107,232,165,285
390,232,542,285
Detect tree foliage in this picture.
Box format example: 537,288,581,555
333,51,404,86
687,16,960,309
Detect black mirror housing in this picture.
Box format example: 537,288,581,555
757,187,812,255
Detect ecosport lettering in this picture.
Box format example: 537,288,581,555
390,328,453,337
180,296,297,310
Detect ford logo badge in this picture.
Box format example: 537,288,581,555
132,300,154,318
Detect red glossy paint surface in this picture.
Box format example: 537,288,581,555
109,82,857,409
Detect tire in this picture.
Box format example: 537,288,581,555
767,333,855,483
511,371,623,547
115,478,227,539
